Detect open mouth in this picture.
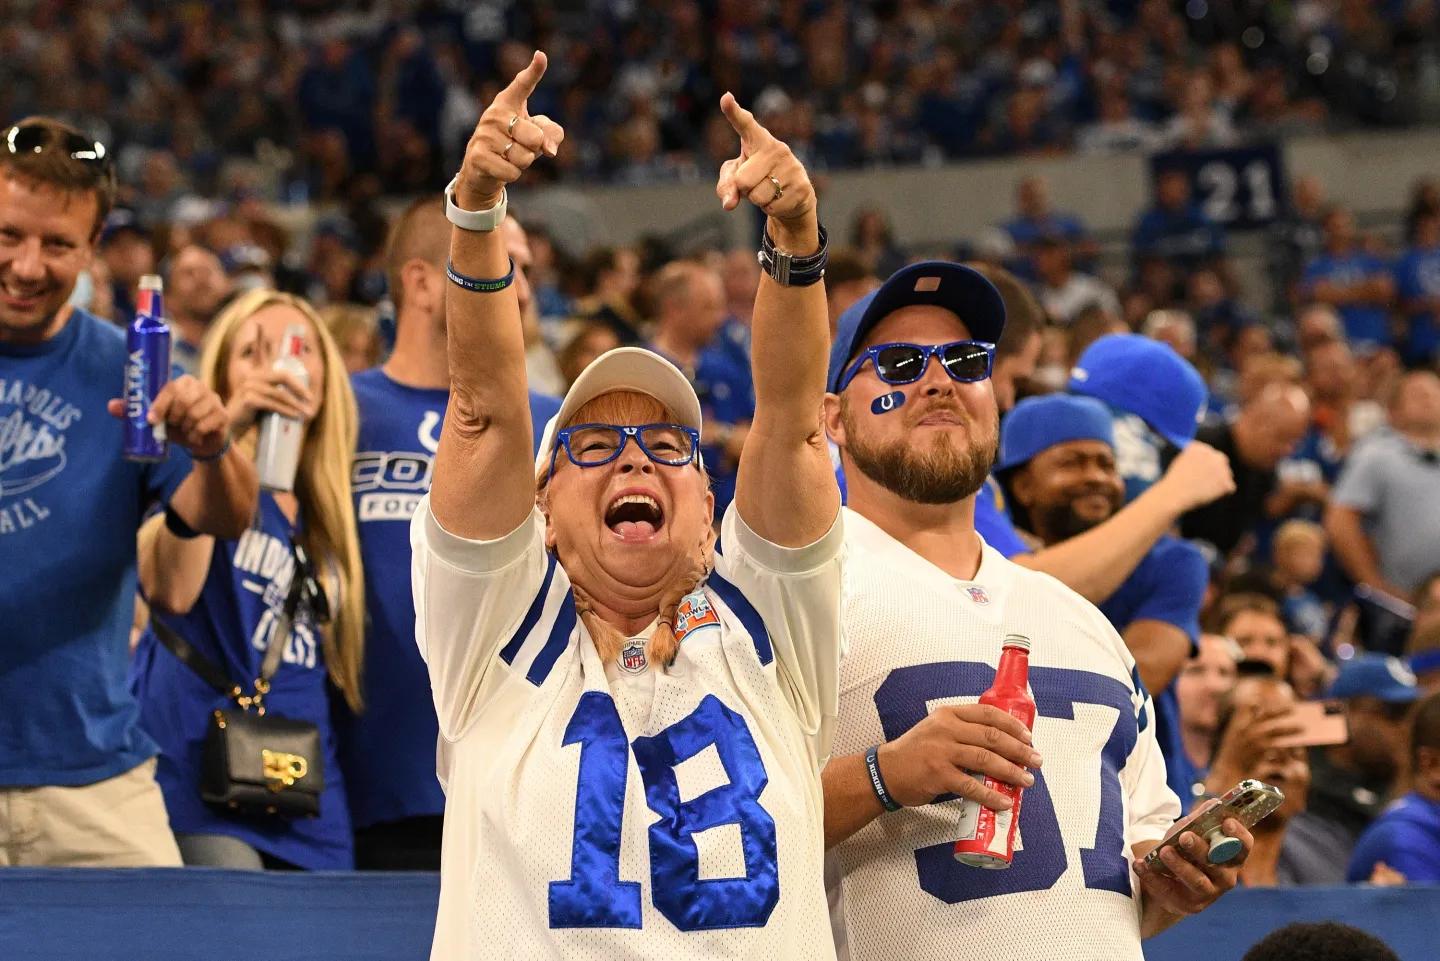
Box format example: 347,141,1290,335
605,492,665,541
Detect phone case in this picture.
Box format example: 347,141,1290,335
1141,779,1284,875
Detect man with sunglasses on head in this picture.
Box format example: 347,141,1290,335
820,263,1248,961
0,118,257,867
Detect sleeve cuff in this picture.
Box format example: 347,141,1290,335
725,503,844,574
419,496,543,574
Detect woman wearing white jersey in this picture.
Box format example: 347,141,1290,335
412,53,843,960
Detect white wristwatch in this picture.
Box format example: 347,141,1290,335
444,176,508,232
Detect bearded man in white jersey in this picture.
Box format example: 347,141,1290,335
412,53,844,960
820,263,1251,961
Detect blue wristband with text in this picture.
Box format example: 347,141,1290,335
447,257,515,293
865,744,902,813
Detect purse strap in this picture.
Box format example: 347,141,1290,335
150,537,323,711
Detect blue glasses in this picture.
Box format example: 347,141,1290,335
838,341,996,392
548,423,702,480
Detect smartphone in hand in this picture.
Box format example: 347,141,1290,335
1271,701,1349,749
1141,780,1284,875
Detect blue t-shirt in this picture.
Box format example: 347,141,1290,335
1393,245,1440,363
1347,792,1440,883
974,476,1030,559
1107,405,1169,504
334,369,557,829
0,309,193,787
1301,252,1393,346
1099,536,1208,805
1132,205,1225,268
130,494,353,869
714,317,751,373
1003,212,1088,247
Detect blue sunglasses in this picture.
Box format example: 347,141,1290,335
838,341,996,392
547,423,702,481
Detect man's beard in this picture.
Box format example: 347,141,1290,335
1034,502,1105,542
840,395,997,505
1033,487,1121,542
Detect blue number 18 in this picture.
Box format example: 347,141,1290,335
548,693,779,931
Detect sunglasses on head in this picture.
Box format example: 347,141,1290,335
4,124,113,175
838,340,996,392
547,423,702,482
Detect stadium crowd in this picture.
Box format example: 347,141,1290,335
2,104,1438,891
1,0,1435,209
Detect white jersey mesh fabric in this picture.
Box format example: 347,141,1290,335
412,497,845,960
827,509,1179,961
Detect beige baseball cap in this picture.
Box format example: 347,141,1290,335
535,347,704,474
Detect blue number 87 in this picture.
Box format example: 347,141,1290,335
548,693,780,931
874,662,1139,902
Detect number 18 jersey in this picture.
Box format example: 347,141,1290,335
827,510,1180,961
411,497,846,960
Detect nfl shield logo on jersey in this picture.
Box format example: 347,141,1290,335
966,586,990,606
620,642,648,675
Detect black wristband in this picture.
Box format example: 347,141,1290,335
865,744,902,813
164,505,201,540
758,222,828,287
447,257,515,293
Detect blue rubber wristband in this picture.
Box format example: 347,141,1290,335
191,435,230,463
865,744,902,813
447,257,515,293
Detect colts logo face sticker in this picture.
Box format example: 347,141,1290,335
871,390,906,415
966,586,990,606
674,590,721,644
620,642,648,675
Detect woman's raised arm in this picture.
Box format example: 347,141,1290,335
720,94,840,547
428,52,565,541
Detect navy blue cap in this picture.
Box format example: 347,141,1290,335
997,394,1115,471
1327,655,1422,703
99,208,144,245
827,261,1006,393
1068,334,1208,449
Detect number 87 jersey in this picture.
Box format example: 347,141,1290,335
411,497,846,961
827,512,1181,961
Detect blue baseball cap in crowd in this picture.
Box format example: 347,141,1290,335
1327,655,1423,703
1068,334,1208,449
997,394,1115,471
827,261,1007,394
99,207,144,246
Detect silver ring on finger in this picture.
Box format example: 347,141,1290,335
768,175,783,203
502,141,515,158
508,115,521,137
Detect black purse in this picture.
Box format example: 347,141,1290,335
150,538,330,819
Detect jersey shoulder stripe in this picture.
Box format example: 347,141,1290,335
708,566,773,665
499,553,558,666
526,593,577,685
496,554,577,687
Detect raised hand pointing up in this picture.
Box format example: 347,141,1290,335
715,91,816,242
456,51,566,211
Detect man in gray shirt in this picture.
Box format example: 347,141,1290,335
1327,371,1440,602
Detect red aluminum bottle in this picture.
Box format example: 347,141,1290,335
954,634,1036,869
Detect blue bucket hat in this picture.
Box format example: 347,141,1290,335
827,261,1007,394
1068,334,1208,448
997,394,1115,471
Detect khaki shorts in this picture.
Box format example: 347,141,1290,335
0,758,183,867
